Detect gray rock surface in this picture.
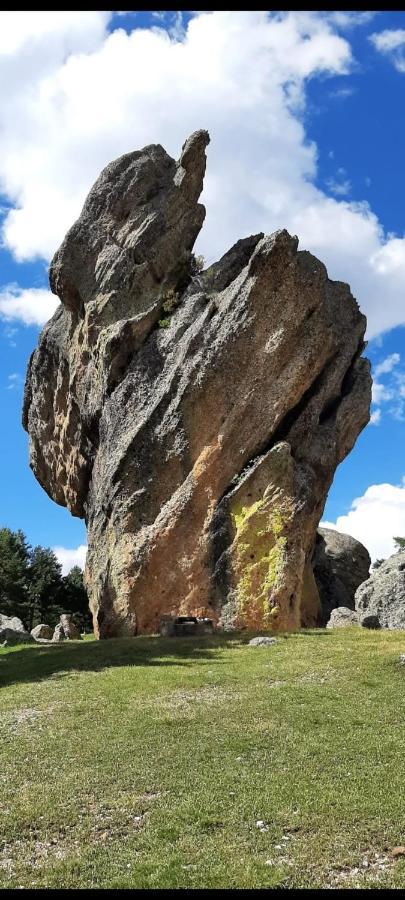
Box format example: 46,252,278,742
249,636,277,646
326,607,359,628
52,623,66,642
313,527,371,624
355,551,405,629
52,615,81,641
60,614,81,640
23,131,371,638
0,614,34,645
31,623,53,640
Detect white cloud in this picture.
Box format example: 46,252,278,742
370,351,405,421
322,480,405,561
53,544,87,576
0,285,59,326
6,371,23,390
370,28,405,72
372,381,393,405
0,11,403,336
374,352,400,377
369,408,381,425
325,171,352,196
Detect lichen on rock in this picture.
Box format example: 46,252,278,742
23,131,372,637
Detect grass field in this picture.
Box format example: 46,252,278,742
1,628,405,889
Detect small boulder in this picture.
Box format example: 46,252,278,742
52,623,66,642
326,607,359,628
399,654,405,665
249,636,277,646
31,623,53,641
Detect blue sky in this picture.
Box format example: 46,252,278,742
0,10,405,570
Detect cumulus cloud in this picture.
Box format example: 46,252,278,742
322,480,405,561
0,285,59,326
370,28,405,71
325,168,352,196
374,352,400,376
53,544,87,576
6,371,23,390
0,11,404,336
370,351,405,422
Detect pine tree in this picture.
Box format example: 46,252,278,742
0,527,31,627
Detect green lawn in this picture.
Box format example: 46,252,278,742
1,628,404,889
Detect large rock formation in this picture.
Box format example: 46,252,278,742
313,527,371,625
23,131,372,637
355,550,405,629
0,614,34,646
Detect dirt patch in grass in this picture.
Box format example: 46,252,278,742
148,685,243,718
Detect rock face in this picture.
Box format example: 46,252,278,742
313,527,371,625
355,551,405,629
0,614,34,645
23,131,372,637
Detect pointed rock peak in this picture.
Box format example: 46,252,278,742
179,129,210,169
175,129,210,198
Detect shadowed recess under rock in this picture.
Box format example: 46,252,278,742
23,130,372,637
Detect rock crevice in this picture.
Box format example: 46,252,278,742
23,131,372,636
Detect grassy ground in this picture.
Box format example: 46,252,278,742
1,628,404,889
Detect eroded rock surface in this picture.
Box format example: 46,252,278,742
355,551,405,629
31,623,53,641
23,131,372,637
326,607,359,629
0,614,34,645
313,527,371,625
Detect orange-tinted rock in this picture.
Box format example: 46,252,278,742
23,132,371,636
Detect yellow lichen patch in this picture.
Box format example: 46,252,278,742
230,492,294,631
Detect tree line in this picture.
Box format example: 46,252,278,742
0,527,91,633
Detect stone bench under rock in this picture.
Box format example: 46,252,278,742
159,615,214,637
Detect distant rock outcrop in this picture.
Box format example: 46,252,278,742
313,527,371,625
23,131,372,637
52,614,81,642
31,623,53,641
355,550,405,629
0,614,34,646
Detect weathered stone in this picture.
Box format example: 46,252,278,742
313,527,371,625
23,131,371,637
326,607,359,628
31,623,53,640
249,636,277,646
355,550,405,630
60,614,81,640
52,623,66,642
0,614,34,645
